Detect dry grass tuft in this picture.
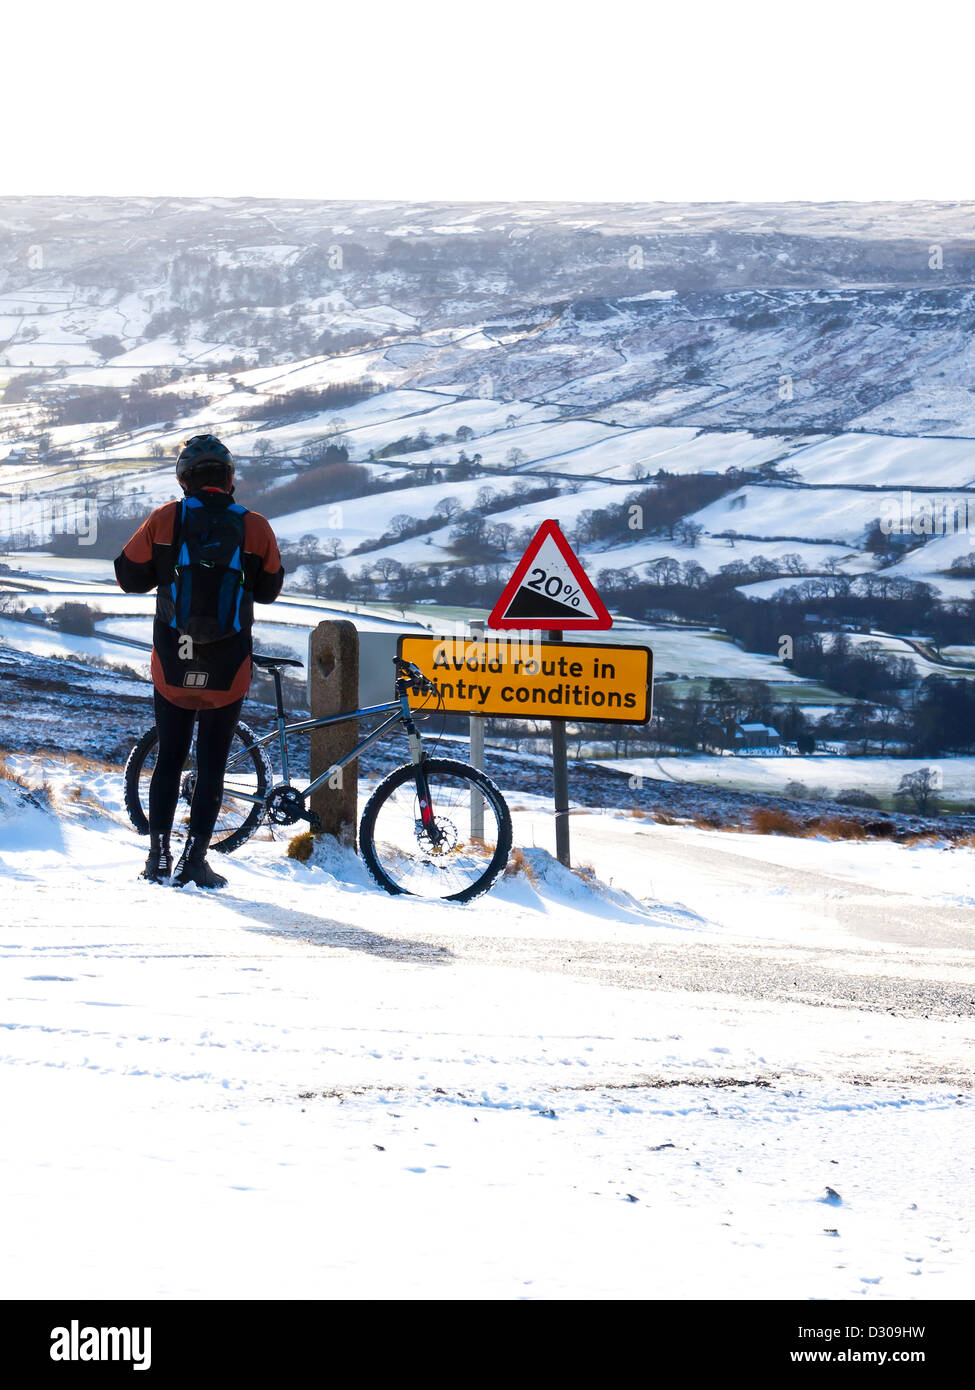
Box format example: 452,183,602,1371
503,846,538,883
813,816,866,841
749,809,919,844
750,807,805,837
286,831,316,862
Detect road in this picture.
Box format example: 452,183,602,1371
188,805,975,1085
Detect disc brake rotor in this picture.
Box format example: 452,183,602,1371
416,816,458,856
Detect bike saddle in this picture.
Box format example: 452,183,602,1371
252,654,305,669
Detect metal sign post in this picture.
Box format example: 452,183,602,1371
547,627,571,867
469,618,485,839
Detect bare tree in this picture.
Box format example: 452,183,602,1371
374,557,405,583
490,522,516,553
676,520,704,547
895,767,940,817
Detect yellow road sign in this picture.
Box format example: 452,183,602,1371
398,635,653,724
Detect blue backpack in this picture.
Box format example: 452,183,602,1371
161,496,249,644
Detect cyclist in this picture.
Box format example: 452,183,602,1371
115,435,284,888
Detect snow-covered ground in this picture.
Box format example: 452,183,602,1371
0,616,151,678
271,477,506,548
518,425,804,480
738,552,975,603
628,626,804,681
837,630,975,680
602,752,975,803
580,532,866,576
693,484,940,546
786,434,975,488
1,553,118,585
1,764,973,1300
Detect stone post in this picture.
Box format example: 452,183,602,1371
308,620,359,847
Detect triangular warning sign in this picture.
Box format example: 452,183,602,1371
488,520,612,630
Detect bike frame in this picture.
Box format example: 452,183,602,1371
224,669,425,810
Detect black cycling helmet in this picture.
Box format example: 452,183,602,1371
175,434,235,490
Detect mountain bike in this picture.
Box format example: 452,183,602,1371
123,655,512,903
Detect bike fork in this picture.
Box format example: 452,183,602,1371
403,700,441,844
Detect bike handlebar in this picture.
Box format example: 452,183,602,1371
393,657,438,698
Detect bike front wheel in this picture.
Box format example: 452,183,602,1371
359,757,512,903
123,719,272,854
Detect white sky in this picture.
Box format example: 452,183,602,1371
4,0,974,202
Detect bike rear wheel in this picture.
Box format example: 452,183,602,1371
359,757,512,903
123,719,272,853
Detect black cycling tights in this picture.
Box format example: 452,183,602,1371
149,690,244,843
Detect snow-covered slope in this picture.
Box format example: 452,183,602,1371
1,757,974,1300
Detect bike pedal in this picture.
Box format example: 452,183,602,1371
305,811,323,832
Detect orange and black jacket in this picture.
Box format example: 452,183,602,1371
114,488,284,710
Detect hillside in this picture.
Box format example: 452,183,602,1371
3,198,975,778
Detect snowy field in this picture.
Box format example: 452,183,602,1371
518,426,805,480
394,416,622,472
273,476,637,557
271,477,510,547
886,535,975,599
630,627,803,681
692,484,968,547
574,532,866,576
219,393,558,462
739,552,975,603
1,765,973,1300
0,616,151,678
786,434,975,488
838,631,975,680
603,753,975,804
1,553,118,585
